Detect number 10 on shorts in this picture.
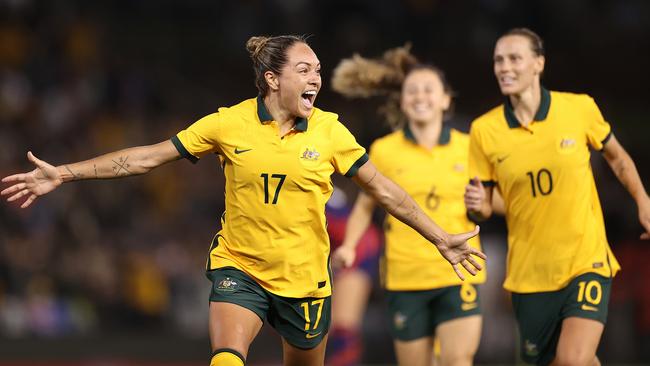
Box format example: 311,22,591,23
577,280,602,305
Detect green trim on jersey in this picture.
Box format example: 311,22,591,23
344,153,369,177
599,131,613,151
171,136,198,163
403,124,451,145
504,87,551,128
256,95,308,131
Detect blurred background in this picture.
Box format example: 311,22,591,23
0,0,648,365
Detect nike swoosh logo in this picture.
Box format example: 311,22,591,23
496,155,510,163
581,304,598,312
461,303,478,311
234,148,252,154
305,332,322,339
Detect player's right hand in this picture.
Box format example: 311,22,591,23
1,151,62,208
464,177,485,212
332,245,357,269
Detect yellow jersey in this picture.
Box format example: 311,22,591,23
371,125,485,291
469,88,620,293
172,97,368,298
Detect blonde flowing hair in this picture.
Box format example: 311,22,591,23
332,44,454,129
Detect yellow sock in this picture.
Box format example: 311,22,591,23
210,348,245,366
433,336,441,365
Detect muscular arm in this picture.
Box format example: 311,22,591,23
352,161,449,247
601,135,650,238
58,140,182,181
2,140,182,208
602,135,648,203
351,160,485,280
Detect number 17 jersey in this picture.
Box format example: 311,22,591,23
172,97,368,298
469,89,620,293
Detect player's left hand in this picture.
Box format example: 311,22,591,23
436,225,486,280
639,195,650,240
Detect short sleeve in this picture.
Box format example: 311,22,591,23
583,96,612,151
330,121,368,177
468,122,496,185
172,113,223,163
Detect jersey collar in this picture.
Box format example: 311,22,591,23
403,123,451,145
503,87,551,128
256,95,308,132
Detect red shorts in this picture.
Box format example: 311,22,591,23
327,210,382,277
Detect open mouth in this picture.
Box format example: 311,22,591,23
301,90,317,109
412,104,431,114
499,76,516,87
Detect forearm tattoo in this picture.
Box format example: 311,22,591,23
112,156,132,176
64,165,84,180
94,164,98,178
406,203,419,223
617,164,631,189
395,191,408,210
396,193,419,223
364,171,378,185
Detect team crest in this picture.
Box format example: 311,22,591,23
560,138,576,149
393,312,407,330
216,277,238,292
557,136,578,154
300,147,321,161
524,340,539,356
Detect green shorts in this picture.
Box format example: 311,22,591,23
207,267,331,349
512,272,612,366
386,283,481,341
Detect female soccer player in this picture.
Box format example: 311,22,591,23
1,35,486,366
331,46,485,366
325,186,382,366
465,28,650,366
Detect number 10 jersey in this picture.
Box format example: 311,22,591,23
469,88,620,293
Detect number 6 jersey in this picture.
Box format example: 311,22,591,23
172,96,368,298
370,125,485,291
469,88,620,293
